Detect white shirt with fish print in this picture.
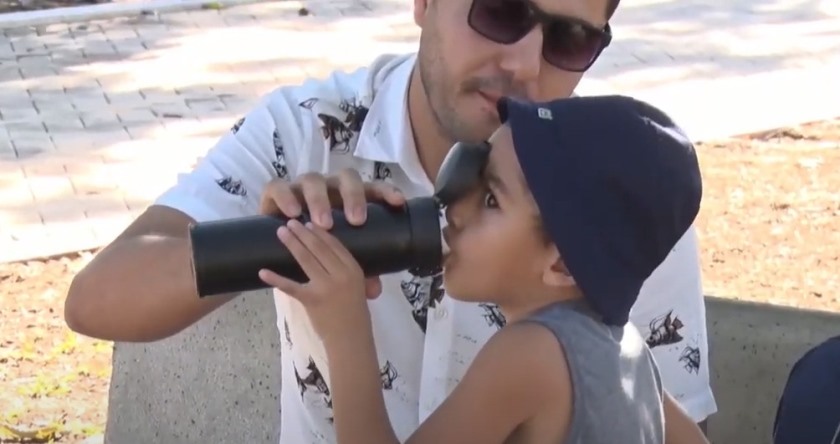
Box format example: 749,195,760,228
155,53,718,443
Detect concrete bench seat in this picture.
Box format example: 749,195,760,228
102,292,840,444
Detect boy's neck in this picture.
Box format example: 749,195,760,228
498,287,586,325
407,65,456,182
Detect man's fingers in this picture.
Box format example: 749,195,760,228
366,182,406,207
260,178,303,218
334,169,367,225
298,173,333,228
259,171,406,229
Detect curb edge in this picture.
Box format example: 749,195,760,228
0,0,273,30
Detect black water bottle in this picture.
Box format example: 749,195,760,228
189,139,491,298
189,197,444,297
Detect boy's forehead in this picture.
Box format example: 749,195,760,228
488,124,512,144
487,125,529,197
487,126,514,173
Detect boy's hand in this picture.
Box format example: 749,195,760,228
258,219,371,342
259,170,406,300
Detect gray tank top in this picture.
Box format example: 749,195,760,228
523,300,665,444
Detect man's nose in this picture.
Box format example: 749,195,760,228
498,27,543,84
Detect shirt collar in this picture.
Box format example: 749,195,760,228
354,53,432,191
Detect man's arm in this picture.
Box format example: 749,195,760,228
642,328,709,444
64,206,234,342
664,391,710,444
64,98,301,342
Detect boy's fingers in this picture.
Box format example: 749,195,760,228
278,224,328,279
307,223,357,270
288,221,344,272
259,269,304,298
364,277,383,299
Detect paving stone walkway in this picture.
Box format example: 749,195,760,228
1,0,839,263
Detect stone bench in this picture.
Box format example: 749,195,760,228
103,292,840,443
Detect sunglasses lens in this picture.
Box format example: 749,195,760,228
543,21,606,71
469,0,534,44
468,0,608,72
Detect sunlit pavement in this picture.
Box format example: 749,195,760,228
1,0,838,262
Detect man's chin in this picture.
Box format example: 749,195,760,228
445,103,501,142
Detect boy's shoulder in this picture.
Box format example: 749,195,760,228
525,301,654,363
478,322,573,391
493,320,568,355
405,322,574,442
457,322,573,422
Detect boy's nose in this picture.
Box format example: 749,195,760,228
444,205,458,229
444,200,468,232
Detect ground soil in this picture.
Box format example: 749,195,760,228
0,118,839,443
695,119,840,309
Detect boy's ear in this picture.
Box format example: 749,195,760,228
542,247,576,288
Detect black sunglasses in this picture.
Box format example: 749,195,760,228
468,0,612,72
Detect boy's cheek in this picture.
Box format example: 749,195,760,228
442,266,480,302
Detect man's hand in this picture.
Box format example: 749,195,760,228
259,168,406,298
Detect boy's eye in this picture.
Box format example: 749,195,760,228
483,191,499,208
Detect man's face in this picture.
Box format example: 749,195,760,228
414,0,610,143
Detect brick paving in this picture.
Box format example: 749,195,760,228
1,0,839,263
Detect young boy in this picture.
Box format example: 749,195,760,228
258,95,710,444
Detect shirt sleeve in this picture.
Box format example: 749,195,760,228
631,225,705,320
646,345,666,399
153,92,305,223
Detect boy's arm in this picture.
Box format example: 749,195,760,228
408,322,573,443
664,391,710,444
325,321,572,444
324,314,399,444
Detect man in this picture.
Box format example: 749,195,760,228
65,0,717,442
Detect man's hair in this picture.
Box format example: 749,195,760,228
607,0,621,19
